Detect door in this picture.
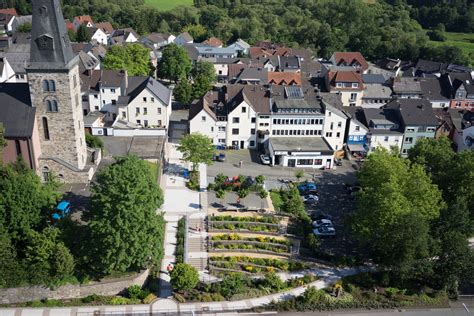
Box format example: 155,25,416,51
240,141,245,149
103,128,108,136
288,159,296,167
326,159,332,169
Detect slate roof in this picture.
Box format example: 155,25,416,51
362,107,402,135
235,67,268,83
125,76,172,106
0,83,35,138
385,99,438,126
30,0,76,70
3,43,30,73
270,137,333,153
363,74,386,84
449,109,474,131
418,77,449,101
278,56,300,70
363,83,392,99
80,69,126,92
392,77,422,94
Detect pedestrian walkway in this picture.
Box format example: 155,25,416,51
187,214,208,271
158,215,179,298
0,266,372,316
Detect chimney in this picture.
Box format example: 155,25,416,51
120,69,128,91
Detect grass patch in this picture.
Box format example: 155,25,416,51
144,160,158,183
144,0,193,11
428,31,474,63
270,190,284,211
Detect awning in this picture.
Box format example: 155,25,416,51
348,143,366,152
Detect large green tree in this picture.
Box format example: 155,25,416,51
170,263,199,292
103,44,153,76
351,148,444,277
76,24,91,42
177,133,215,171
173,77,193,105
191,61,216,99
88,156,165,274
157,44,192,82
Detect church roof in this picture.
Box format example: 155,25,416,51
29,0,76,70
0,83,35,138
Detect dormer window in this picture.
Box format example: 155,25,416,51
352,83,359,88
336,82,343,88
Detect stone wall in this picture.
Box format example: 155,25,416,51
37,158,94,183
0,269,149,305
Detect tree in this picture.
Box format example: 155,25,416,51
212,273,249,299
284,186,306,218
177,133,215,171
158,44,192,82
67,29,77,42
173,77,193,104
103,44,153,76
191,61,216,99
182,24,207,42
0,231,27,288
170,263,199,292
15,22,31,33
0,161,59,242
86,134,104,151
76,24,91,42
295,170,304,181
88,156,165,274
351,148,444,277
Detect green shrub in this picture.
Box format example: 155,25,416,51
127,285,142,299
86,133,104,150
174,293,186,303
143,293,157,304
261,272,286,291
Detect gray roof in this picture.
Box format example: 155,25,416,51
3,43,30,73
270,137,333,153
278,56,300,70
29,0,76,70
385,99,438,126
363,74,386,84
274,99,314,109
236,67,267,83
196,46,237,56
0,83,35,138
83,111,105,125
230,38,250,49
362,108,402,135
126,76,172,106
449,109,474,131
363,83,392,99
419,77,449,101
392,77,422,94
178,32,193,42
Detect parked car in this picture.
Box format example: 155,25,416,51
298,182,317,194
310,211,332,221
303,194,319,203
313,226,336,237
312,219,333,228
53,201,71,220
213,153,226,162
260,154,271,165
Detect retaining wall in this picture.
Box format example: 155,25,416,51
0,269,149,305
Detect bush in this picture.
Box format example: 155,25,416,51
127,285,142,299
261,272,286,292
86,133,104,150
255,175,265,185
174,293,186,303
143,293,157,304
212,273,249,299
170,263,199,292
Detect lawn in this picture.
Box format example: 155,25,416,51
428,31,474,62
144,160,159,183
144,0,193,11
270,190,284,211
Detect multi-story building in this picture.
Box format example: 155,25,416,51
362,107,403,153
323,65,364,107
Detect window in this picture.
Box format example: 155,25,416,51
384,136,389,142
151,97,155,103
352,83,359,88
405,137,413,144
136,120,141,125
330,122,334,130
218,138,225,143
218,127,226,132
42,166,50,182
297,159,314,166
157,108,161,114
94,94,98,99
251,128,255,135
402,149,408,154
144,120,148,127
122,112,126,119
328,111,331,117
426,127,436,132
42,80,49,92
73,75,77,87
251,118,256,123
143,97,147,102
136,107,140,114
42,80,56,92
349,103,356,107
232,128,239,135
406,128,415,133
326,132,332,137
158,120,162,126
250,141,255,147
211,127,214,132
201,116,206,122
355,126,360,131
102,100,106,105
111,88,116,93
111,100,117,105
242,107,246,113
337,121,342,128
102,89,105,93
350,93,357,101
42,117,50,140
144,107,148,115
94,106,99,110
15,140,21,155
336,132,341,138
315,159,322,165
46,100,58,112
233,117,240,123
336,82,343,88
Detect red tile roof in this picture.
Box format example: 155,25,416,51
74,15,94,26
203,37,223,47
268,72,302,86
333,52,369,71
95,22,114,34
64,20,75,31
0,8,18,16
327,70,363,90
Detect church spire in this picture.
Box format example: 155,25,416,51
29,0,76,70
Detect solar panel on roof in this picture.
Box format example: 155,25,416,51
284,86,304,99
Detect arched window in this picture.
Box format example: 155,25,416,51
42,117,50,140
51,100,58,112
42,80,49,92
42,166,50,182
49,80,56,92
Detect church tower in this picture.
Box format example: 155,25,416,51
28,0,89,181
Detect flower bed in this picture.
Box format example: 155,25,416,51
211,234,291,245
210,239,291,254
210,222,280,234
176,217,186,263
210,215,279,224
209,256,308,274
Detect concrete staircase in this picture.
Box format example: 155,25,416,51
186,216,208,271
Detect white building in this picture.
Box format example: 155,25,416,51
174,32,193,46
321,102,348,151
0,57,16,82
91,28,108,45
228,38,250,55
362,108,403,153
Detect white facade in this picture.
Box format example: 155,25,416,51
120,89,171,128
322,107,347,151
125,32,138,43
85,85,122,121
334,90,363,107
91,28,108,45
226,100,257,149
0,58,16,83
368,133,402,152
453,125,474,152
